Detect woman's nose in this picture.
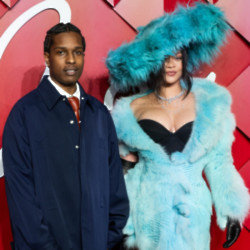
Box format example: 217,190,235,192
166,57,175,68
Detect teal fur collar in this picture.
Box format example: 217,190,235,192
112,78,234,164
106,2,230,92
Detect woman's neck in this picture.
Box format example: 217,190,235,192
158,82,182,99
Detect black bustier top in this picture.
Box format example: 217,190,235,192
138,119,193,155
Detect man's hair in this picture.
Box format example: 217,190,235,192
44,23,86,53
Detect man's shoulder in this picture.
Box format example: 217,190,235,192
10,88,41,115
17,88,40,105
3,88,41,131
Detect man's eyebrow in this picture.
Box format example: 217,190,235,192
53,46,84,50
74,47,84,50
53,46,65,50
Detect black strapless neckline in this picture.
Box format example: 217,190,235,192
139,119,193,134
138,119,194,155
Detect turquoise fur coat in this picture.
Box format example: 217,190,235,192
111,78,250,250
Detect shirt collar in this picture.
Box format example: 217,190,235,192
48,76,80,100
38,76,94,110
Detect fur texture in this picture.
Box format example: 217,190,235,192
111,78,250,250
106,2,230,92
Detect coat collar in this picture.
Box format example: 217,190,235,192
38,76,94,110
112,78,232,164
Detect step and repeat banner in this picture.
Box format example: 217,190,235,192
0,0,249,249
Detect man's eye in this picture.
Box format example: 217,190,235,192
56,50,65,55
75,50,84,55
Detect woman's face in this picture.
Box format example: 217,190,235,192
163,51,183,85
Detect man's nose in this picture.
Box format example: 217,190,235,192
66,52,75,64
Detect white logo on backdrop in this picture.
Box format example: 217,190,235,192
0,0,71,177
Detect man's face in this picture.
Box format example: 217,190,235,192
44,31,84,87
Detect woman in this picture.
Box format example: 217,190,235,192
106,3,250,250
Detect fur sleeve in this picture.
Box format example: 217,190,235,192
111,97,135,156
118,142,130,157
204,111,250,229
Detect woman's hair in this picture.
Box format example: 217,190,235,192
146,48,192,97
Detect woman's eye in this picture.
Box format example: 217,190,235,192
175,56,182,60
165,56,170,62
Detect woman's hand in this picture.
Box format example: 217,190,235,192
121,153,138,174
121,153,138,162
223,218,241,248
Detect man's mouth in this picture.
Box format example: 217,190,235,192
64,69,78,76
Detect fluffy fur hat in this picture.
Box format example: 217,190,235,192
106,2,230,92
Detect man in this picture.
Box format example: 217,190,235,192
3,23,129,250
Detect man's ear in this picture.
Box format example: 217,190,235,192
44,52,50,67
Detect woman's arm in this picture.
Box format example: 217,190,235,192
204,112,250,230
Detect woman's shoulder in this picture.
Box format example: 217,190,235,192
130,92,153,110
192,77,232,107
111,91,152,129
193,77,231,95
111,93,141,123
113,91,152,112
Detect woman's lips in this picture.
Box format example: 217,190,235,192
166,71,176,76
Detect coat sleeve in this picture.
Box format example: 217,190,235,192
3,105,59,250
204,111,250,230
107,112,129,249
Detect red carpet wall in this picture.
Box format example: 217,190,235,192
0,0,249,249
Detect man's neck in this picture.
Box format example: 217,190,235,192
59,84,77,95
48,76,77,96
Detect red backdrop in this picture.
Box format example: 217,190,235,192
0,0,249,249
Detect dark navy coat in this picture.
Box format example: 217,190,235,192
3,76,129,250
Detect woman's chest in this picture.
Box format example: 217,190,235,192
136,102,195,133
